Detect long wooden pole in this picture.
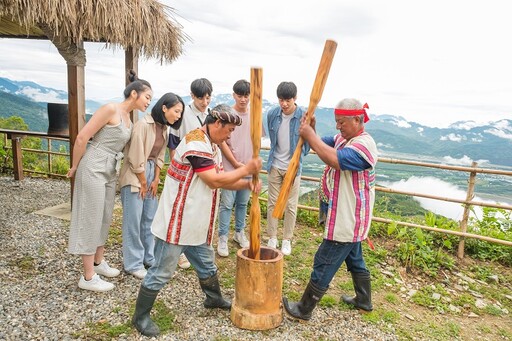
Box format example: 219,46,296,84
272,39,337,219
248,68,263,260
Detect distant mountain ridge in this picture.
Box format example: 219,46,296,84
1,77,511,167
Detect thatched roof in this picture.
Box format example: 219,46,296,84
0,0,187,63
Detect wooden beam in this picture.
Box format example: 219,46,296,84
125,47,139,123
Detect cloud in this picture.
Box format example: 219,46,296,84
483,120,512,141
441,155,489,166
440,133,466,142
450,121,480,130
17,87,65,103
395,119,411,128
380,176,490,221
377,142,394,149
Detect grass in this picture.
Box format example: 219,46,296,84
80,299,178,339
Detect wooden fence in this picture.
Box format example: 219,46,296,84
1,129,511,258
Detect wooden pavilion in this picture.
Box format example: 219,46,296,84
0,0,187,188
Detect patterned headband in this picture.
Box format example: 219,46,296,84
210,109,242,126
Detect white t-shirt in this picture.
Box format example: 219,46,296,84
169,103,208,148
272,112,293,170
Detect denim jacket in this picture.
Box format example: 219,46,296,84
265,105,310,174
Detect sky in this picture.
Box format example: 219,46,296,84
1,0,511,128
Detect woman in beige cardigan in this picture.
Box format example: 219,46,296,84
118,92,184,279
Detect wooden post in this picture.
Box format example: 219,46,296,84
11,134,24,180
457,161,477,259
67,59,86,202
125,47,139,123
47,137,52,174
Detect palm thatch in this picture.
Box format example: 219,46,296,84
0,0,188,63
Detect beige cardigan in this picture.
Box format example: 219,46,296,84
118,114,168,191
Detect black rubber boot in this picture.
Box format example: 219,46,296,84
198,273,231,310
132,285,160,337
282,280,327,320
341,271,373,312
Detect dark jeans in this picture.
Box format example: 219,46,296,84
311,239,368,289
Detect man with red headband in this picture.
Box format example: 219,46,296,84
283,98,378,320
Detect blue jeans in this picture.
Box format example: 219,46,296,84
120,160,158,272
310,239,368,289
143,238,218,291
217,188,251,237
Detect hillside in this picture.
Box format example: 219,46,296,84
0,91,47,132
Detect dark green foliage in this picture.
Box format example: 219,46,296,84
0,91,47,132
0,116,69,176
465,207,512,265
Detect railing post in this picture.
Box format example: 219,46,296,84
11,135,24,180
457,161,478,259
47,137,52,174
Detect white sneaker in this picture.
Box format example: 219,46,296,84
178,253,191,269
78,274,114,292
129,268,147,279
217,235,229,257
94,260,120,278
267,237,278,249
234,231,249,248
281,240,292,255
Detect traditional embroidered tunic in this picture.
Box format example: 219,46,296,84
322,132,378,243
151,129,222,246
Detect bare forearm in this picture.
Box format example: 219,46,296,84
203,167,251,189
70,138,87,170
223,178,251,191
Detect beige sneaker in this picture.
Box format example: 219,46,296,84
178,253,191,269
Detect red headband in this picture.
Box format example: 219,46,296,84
334,103,370,123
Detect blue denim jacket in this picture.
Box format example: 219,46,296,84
265,105,310,174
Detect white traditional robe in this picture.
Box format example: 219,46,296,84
151,129,222,245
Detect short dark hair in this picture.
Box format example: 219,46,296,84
190,78,213,98
276,81,297,100
123,69,151,99
233,79,250,96
151,92,184,129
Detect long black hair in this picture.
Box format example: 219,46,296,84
151,92,184,129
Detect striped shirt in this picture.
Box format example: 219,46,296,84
321,132,378,243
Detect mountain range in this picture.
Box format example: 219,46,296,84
1,76,511,167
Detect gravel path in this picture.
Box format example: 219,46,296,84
0,175,398,340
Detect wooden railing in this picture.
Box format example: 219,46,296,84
0,129,69,179
1,129,511,257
